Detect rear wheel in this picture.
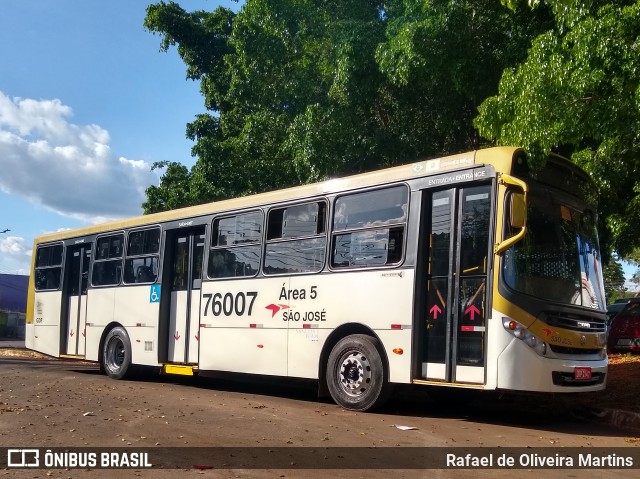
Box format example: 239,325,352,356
101,327,132,379
326,334,391,411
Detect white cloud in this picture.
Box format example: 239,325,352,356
0,236,31,274
0,91,159,224
0,236,28,256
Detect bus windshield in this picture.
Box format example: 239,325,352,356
502,187,605,311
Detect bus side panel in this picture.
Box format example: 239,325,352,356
287,271,414,383
482,307,515,390
198,278,288,376
25,323,35,350
374,330,412,383
84,288,116,362
201,329,289,375
287,328,326,378
32,291,62,357
113,286,160,366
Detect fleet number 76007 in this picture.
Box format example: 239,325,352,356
202,292,258,317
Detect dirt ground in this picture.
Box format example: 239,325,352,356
2,348,638,410
579,353,640,413
0,351,638,479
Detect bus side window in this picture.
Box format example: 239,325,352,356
123,228,160,284
34,244,64,291
208,211,263,279
92,234,124,287
331,186,408,269
137,265,155,283
263,201,327,275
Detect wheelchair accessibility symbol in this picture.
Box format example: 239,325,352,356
150,285,161,303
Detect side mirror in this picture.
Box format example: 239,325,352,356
495,173,528,255
510,193,526,229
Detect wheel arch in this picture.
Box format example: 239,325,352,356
317,323,390,398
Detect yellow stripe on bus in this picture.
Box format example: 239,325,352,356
163,364,195,376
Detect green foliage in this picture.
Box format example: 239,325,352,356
603,257,627,302
476,0,640,255
143,0,549,213
142,161,193,213
144,1,235,109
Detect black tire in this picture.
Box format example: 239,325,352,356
101,326,132,380
326,334,391,411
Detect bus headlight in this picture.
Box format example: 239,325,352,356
503,317,547,357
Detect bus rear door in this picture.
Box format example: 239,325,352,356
62,243,92,357
164,227,206,364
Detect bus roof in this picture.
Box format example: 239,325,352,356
34,146,521,244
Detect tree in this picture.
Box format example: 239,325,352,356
143,0,550,212
603,257,627,302
475,0,640,256
142,161,193,214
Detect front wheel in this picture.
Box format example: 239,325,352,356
101,326,132,379
326,334,391,411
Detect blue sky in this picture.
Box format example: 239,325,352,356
0,0,239,274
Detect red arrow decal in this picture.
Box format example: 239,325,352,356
542,328,553,337
174,331,181,341
266,304,280,317
464,305,481,320
82,329,86,338
195,332,200,341
429,304,442,319
265,304,290,318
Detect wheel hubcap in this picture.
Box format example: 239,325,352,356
338,351,372,397
106,337,124,372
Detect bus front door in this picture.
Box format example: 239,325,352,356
63,244,92,356
166,227,205,364
421,185,492,384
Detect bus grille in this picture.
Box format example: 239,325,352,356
541,312,606,333
549,345,600,355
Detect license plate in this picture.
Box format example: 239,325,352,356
617,339,632,346
574,367,592,380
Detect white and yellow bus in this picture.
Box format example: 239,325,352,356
26,147,608,411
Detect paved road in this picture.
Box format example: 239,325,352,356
0,357,637,478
